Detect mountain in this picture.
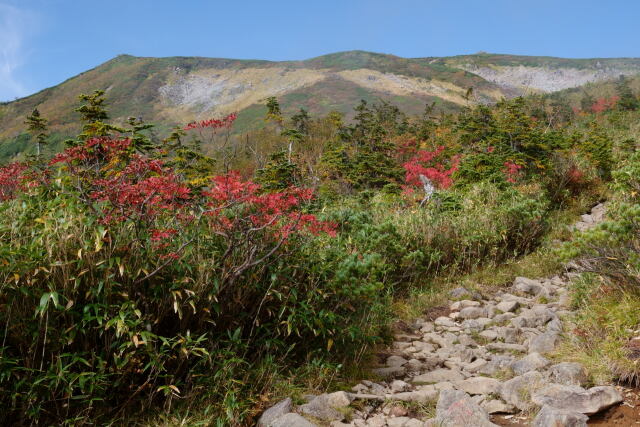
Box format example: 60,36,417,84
2,50,640,159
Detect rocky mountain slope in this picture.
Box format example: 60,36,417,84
2,51,640,159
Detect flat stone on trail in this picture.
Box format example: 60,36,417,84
479,330,498,341
493,312,517,324
390,379,411,392
386,417,424,427
372,366,406,379
482,399,516,414
450,300,480,311
297,392,352,421
271,413,317,427
326,391,353,407
500,371,547,411
528,332,560,354
513,277,544,296
386,355,408,367
412,368,464,384
532,384,623,415
434,390,499,427
454,377,501,395
496,300,519,313
510,352,550,375
487,342,526,353
496,327,521,343
449,287,481,300
257,398,293,427
434,381,456,390
511,307,555,328
459,307,487,319
548,362,589,386
532,404,588,427
387,388,438,404
435,316,457,327
478,355,515,375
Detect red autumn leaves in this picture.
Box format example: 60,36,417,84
2,119,336,258
183,113,237,131
203,171,337,238
402,146,459,191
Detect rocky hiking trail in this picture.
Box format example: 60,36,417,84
257,203,640,427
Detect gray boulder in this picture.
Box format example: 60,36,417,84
387,417,424,427
482,399,516,414
454,377,501,395
371,366,406,378
257,398,293,427
512,307,555,329
459,307,487,319
548,362,589,386
496,300,519,313
532,404,588,427
297,391,352,421
388,388,438,404
528,332,560,354
449,287,481,300
386,355,408,367
500,371,547,411
434,390,498,427
513,277,544,296
450,300,481,311
532,384,623,415
412,368,464,384
271,413,317,427
510,352,549,375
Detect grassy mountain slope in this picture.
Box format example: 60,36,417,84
2,50,640,160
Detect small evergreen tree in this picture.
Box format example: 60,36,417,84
582,121,613,178
126,116,155,152
616,76,639,111
74,90,122,141
255,150,299,190
24,108,48,157
291,108,311,135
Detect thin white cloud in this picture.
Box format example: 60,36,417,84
0,3,36,101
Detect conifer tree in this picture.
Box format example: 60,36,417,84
74,90,122,142
24,108,48,157
616,76,639,111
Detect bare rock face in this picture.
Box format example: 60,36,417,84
433,390,499,427
460,64,639,93
532,404,588,427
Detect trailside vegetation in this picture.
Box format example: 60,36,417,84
0,83,632,425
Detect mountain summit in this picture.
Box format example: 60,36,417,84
1,51,640,158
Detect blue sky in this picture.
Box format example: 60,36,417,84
1,0,639,101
